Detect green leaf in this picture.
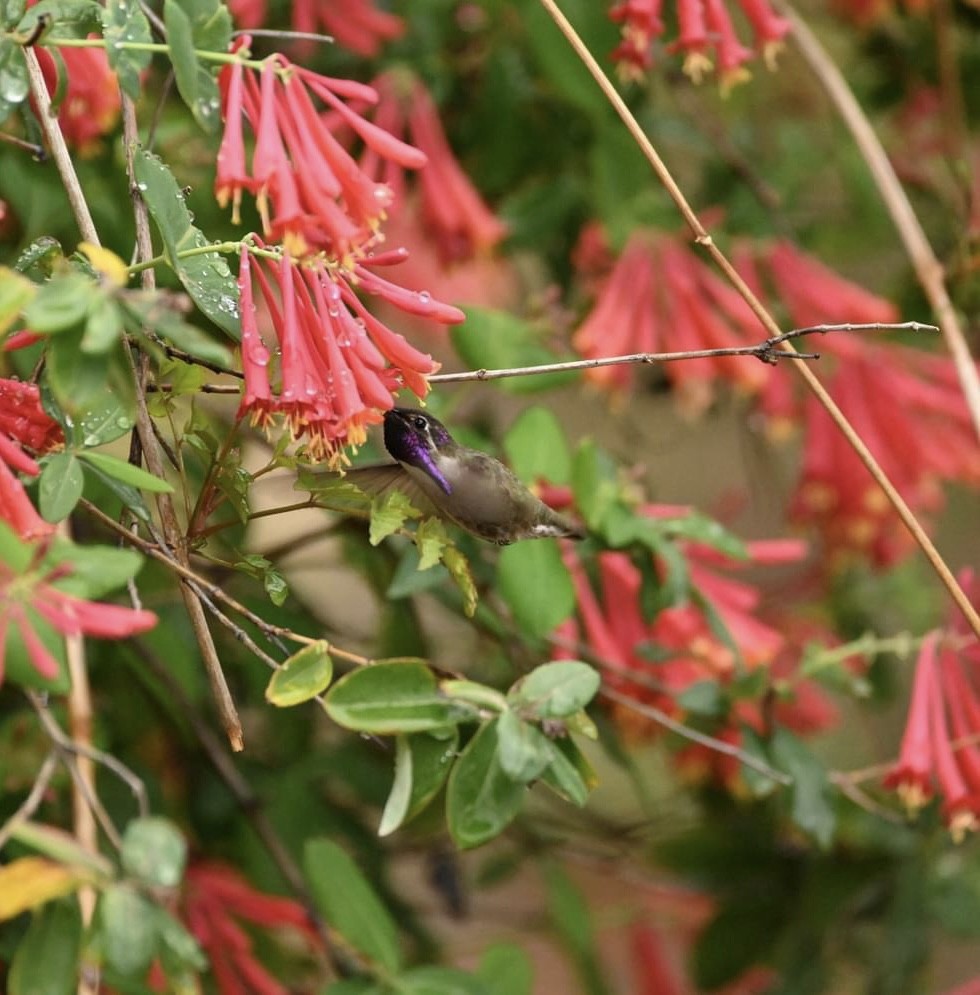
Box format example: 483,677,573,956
265,641,333,707
0,265,35,334
447,719,527,849
370,490,423,545
79,458,151,523
162,0,230,134
676,679,726,717
38,452,83,522
45,542,144,600
509,661,600,719
156,907,207,974
451,307,578,394
44,328,114,412
77,451,173,493
442,545,478,618
0,37,29,122
542,862,608,995
8,897,81,995
379,732,456,838
121,817,187,889
13,238,63,280
496,710,552,784
415,517,450,570
304,838,401,972
75,394,134,448
23,271,95,332
571,439,619,531
102,0,152,99
133,150,240,338
16,0,102,38
497,541,575,639
477,943,533,995
503,407,570,485
770,727,835,848
99,884,158,977
80,293,124,353
323,660,466,734
539,737,593,807
397,966,489,994
387,544,447,599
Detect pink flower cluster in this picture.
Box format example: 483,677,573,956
571,228,979,566
238,244,460,462
609,0,791,89
552,506,838,784
0,379,156,686
885,573,980,842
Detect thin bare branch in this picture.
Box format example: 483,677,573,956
600,686,792,785
536,0,980,643
427,322,936,384
784,3,980,442
0,752,59,851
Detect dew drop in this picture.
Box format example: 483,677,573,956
417,290,431,305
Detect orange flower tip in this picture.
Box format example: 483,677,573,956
862,489,889,514
719,66,752,97
761,40,785,71
764,417,797,443
801,482,837,513
682,52,714,84
947,808,979,844
894,779,932,814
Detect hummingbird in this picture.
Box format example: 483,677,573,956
344,407,585,545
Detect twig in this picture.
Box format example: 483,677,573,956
27,693,123,850
427,322,936,383
121,96,245,752
127,640,354,974
784,3,980,441
79,498,374,668
232,28,335,45
0,752,59,851
22,48,99,243
537,0,980,643
0,130,46,158
600,686,792,785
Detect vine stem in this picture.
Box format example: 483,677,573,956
537,0,980,642
785,4,980,442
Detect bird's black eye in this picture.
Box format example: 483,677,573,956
412,415,427,430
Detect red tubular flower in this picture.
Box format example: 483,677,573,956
227,0,403,57
630,921,686,995
216,44,425,261
178,863,320,995
885,575,980,840
237,244,458,464
0,537,157,686
610,0,790,88
556,507,816,768
366,72,509,266
35,45,121,153
570,231,768,406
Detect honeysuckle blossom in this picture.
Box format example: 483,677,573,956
553,507,828,774
216,42,426,260
237,243,460,463
177,862,320,995
35,45,121,153
227,0,403,57
0,532,158,685
884,572,980,841
610,0,791,89
367,72,509,265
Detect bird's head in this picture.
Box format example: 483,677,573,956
383,408,456,493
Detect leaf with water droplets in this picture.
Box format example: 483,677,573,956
75,395,134,448
0,37,29,121
134,151,240,339
102,0,153,100
163,0,230,135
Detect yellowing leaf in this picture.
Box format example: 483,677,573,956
0,857,84,921
78,243,129,288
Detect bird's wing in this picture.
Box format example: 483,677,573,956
342,462,440,517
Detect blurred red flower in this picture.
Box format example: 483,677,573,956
884,572,980,841
35,45,121,153
178,862,320,995
610,0,790,89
